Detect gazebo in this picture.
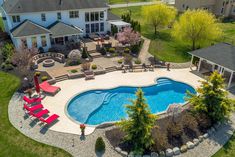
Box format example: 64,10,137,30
188,43,235,88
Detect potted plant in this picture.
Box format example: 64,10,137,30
80,124,86,136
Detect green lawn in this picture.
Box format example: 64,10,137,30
212,133,235,157
111,6,235,63
0,16,4,31
0,72,71,157
108,0,154,4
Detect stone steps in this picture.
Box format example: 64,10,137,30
55,74,69,82
105,66,117,73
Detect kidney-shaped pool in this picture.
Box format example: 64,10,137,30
66,78,196,125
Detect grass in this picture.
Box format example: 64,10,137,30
0,16,4,31
212,133,235,157
108,0,154,5
0,72,71,157
111,6,235,63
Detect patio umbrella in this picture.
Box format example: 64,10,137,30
34,75,40,94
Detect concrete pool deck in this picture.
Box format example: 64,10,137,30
42,68,204,135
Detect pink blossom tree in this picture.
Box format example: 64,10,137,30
117,27,141,46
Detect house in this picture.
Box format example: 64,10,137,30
188,43,235,88
0,0,126,51
175,0,235,17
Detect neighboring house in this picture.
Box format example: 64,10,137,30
0,0,125,51
175,0,235,17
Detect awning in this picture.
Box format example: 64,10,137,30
109,21,131,27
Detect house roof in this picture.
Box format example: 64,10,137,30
2,0,108,14
188,43,235,71
107,11,121,21
48,21,82,38
11,20,51,37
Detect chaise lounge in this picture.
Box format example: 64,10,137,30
29,109,49,118
39,114,59,126
39,81,61,95
24,104,43,112
23,96,42,104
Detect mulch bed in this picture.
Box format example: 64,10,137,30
105,110,212,154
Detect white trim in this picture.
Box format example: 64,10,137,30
228,71,234,88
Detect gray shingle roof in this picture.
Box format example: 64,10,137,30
11,20,51,37
48,21,82,38
188,43,235,71
107,11,121,21
2,0,108,14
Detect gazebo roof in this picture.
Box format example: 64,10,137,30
188,43,235,72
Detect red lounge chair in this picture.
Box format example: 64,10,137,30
29,109,49,118
24,104,43,112
39,114,59,125
23,96,42,104
39,81,61,95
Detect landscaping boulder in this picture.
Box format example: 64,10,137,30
151,152,159,157
186,141,194,149
173,147,180,155
193,138,199,146
121,151,128,156
198,135,204,142
203,133,209,139
180,145,188,153
115,147,121,153
159,151,165,157
165,148,173,157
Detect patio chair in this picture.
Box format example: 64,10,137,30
23,96,42,104
39,114,59,126
29,109,49,118
84,70,95,80
39,81,61,96
24,104,43,112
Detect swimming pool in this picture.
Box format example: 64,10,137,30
67,78,196,125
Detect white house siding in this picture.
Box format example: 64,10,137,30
8,8,109,36
14,34,51,51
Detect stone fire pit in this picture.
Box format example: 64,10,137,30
43,59,55,67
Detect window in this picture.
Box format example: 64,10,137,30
221,8,224,13
21,38,27,47
91,23,95,33
90,12,95,21
182,4,185,8
69,11,79,18
85,12,90,22
41,13,46,21
41,36,47,47
95,12,99,21
85,24,90,34
57,12,61,20
100,23,104,32
12,15,20,23
100,11,104,21
95,23,99,32
31,37,37,47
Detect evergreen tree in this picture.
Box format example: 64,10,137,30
187,71,235,123
117,88,157,154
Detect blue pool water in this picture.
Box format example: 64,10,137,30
67,78,196,125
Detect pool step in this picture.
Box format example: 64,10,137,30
55,74,69,82
103,93,117,104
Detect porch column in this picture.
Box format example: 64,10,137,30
197,58,202,72
228,71,234,88
63,37,65,45
190,55,194,69
212,64,215,72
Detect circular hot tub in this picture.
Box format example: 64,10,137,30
43,59,55,67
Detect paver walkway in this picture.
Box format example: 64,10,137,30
138,37,153,64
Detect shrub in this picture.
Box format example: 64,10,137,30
124,54,132,65
195,113,212,132
1,62,6,69
82,47,88,59
34,71,41,76
134,59,141,64
167,121,183,138
117,59,123,64
71,69,78,73
82,62,90,71
124,48,130,53
109,48,115,53
131,45,140,54
91,64,97,70
67,59,81,66
100,47,107,55
182,112,198,131
41,76,48,82
95,137,105,152
152,129,168,152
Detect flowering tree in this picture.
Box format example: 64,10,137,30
12,45,38,80
117,27,141,46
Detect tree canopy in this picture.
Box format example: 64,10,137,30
117,88,157,155
142,4,176,35
187,71,235,123
172,9,222,50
